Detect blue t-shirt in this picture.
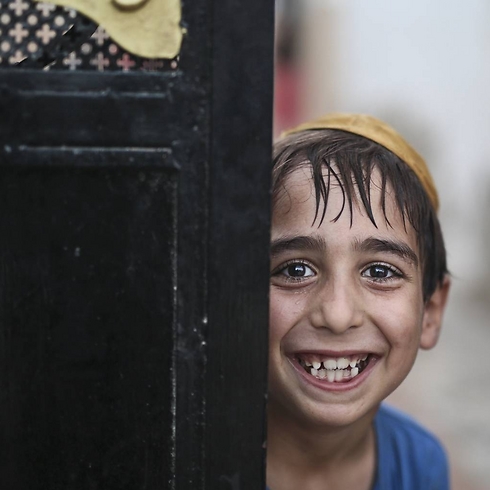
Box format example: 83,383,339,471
267,404,449,490
373,404,449,490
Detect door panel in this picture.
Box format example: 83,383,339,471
0,0,273,487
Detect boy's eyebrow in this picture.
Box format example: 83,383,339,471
353,237,419,266
270,235,327,257
270,235,418,266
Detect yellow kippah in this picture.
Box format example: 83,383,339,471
282,113,439,211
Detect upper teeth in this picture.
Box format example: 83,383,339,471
320,356,367,370
299,354,370,382
302,355,368,370
337,358,349,369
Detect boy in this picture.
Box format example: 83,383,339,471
267,113,451,490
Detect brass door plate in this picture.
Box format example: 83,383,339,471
34,0,183,59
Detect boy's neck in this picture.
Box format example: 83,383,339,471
266,404,378,490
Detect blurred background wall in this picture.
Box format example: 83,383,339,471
274,1,490,488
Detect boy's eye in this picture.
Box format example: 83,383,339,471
272,261,316,282
283,263,315,278
362,264,400,280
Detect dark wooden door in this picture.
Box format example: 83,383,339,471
0,1,273,488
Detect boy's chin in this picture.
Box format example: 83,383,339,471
267,362,404,431
267,393,381,431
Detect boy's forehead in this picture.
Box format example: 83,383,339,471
273,166,395,218
272,168,419,253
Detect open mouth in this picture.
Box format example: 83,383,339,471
296,354,373,383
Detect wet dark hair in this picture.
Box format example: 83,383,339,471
273,129,448,302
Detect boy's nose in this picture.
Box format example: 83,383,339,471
309,279,364,334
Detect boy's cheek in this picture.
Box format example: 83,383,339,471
269,292,300,339
268,300,287,341
270,287,309,313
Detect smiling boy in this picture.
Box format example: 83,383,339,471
266,114,450,490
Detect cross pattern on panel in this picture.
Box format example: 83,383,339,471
0,0,179,72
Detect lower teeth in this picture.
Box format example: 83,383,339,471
301,357,368,382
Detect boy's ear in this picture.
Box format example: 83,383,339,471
420,275,451,350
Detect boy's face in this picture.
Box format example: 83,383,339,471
268,167,444,429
